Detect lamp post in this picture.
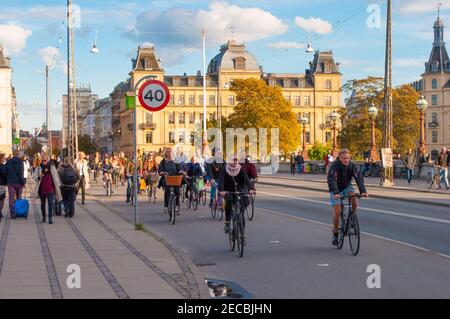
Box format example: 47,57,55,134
416,95,428,156
300,116,309,160
330,110,339,157
368,103,379,161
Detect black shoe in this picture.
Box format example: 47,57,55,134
224,222,230,234
42,217,46,223
82,202,85,205
126,199,130,203
49,219,53,225
332,232,339,246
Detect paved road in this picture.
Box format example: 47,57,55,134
96,180,450,299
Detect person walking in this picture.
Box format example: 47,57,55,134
58,158,80,218
289,153,296,175
294,151,304,174
4,149,25,219
35,154,56,224
403,149,416,185
75,152,90,205
0,153,7,222
437,147,449,190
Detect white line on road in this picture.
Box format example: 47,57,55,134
255,206,450,260
258,190,450,225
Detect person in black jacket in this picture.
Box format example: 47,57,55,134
58,158,80,218
4,149,25,218
218,154,255,235
327,148,368,246
0,152,7,222
158,148,184,213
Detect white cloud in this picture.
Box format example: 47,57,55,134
268,42,305,49
393,58,425,67
0,24,32,55
126,1,288,47
294,16,332,34
397,0,450,14
37,46,67,74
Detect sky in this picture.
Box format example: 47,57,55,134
0,0,449,131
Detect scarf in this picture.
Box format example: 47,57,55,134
226,164,241,177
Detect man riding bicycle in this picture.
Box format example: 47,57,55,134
158,148,184,213
327,149,368,246
206,148,224,208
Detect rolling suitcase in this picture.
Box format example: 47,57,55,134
14,199,29,219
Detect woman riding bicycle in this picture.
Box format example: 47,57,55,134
206,148,224,208
184,156,204,201
218,154,255,234
158,148,184,213
102,156,112,188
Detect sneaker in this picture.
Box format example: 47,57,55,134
332,231,339,246
224,222,230,234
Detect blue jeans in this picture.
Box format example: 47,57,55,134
297,164,303,174
406,168,413,184
440,168,449,188
40,192,55,218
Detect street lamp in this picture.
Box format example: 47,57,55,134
368,103,379,161
416,95,428,156
330,110,339,157
300,116,309,160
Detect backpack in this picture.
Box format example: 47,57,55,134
62,167,77,185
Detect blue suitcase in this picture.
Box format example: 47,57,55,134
14,199,29,219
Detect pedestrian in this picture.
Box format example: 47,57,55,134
35,154,56,224
290,153,295,175
0,152,7,222
403,149,416,185
360,158,371,177
437,147,449,190
4,149,25,218
22,155,30,185
74,151,90,205
294,151,304,174
58,158,80,218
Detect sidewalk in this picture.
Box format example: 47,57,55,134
260,173,450,208
0,182,208,299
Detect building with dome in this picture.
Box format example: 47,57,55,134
420,15,450,159
108,41,343,157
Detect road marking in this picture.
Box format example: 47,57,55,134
318,264,329,267
255,206,450,260
269,241,279,244
258,190,450,225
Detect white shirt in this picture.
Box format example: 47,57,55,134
23,160,30,179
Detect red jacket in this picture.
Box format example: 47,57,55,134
241,161,257,179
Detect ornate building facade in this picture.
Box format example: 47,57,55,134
0,46,14,155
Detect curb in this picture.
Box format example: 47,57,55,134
88,193,210,299
258,180,450,209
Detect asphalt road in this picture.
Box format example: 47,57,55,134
95,181,450,299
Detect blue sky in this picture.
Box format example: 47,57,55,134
0,0,449,131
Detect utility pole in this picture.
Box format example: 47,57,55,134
46,65,52,155
381,0,394,186
67,0,78,160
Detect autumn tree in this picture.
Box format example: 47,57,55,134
221,78,301,156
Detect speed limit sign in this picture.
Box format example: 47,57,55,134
138,80,171,112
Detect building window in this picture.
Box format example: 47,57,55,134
146,113,153,124
168,112,175,124
432,131,438,143
189,113,195,124
179,132,185,144
325,131,332,143
146,132,153,144
144,58,152,70
179,112,185,124
198,95,204,106
432,95,438,105
170,95,175,105
189,95,195,105
304,96,311,106
209,95,216,106
299,80,305,88
431,112,438,123
209,112,216,121
284,96,291,102
432,79,438,89
305,132,311,144
234,57,246,70
229,95,235,106
325,96,332,106
200,113,204,121
169,132,175,144
325,79,332,90
177,95,185,105
294,96,301,106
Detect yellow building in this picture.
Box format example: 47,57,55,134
112,41,343,157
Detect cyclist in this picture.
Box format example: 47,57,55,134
144,152,159,197
240,151,258,184
206,148,224,208
101,156,113,194
158,147,184,213
184,155,204,202
327,148,368,247
218,154,255,234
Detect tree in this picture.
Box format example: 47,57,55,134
222,78,301,156
25,139,43,156
339,77,420,159
78,135,98,155
308,141,332,160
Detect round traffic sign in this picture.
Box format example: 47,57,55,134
138,80,170,112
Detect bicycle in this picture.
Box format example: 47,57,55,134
337,194,362,256
185,176,199,211
427,165,442,190
246,179,257,221
224,191,251,258
103,170,113,197
165,175,183,225
112,167,120,189
147,172,159,203
210,182,224,220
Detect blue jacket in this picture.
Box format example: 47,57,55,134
4,156,25,185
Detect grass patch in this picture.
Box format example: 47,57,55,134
135,223,146,231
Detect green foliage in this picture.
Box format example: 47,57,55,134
78,135,98,155
308,141,331,160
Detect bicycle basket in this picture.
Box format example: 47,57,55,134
166,175,183,187
195,178,205,191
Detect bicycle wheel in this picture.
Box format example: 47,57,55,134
229,215,236,251
148,185,152,202
348,214,360,256
210,199,217,219
152,185,157,203
246,195,255,221
236,213,245,257
202,191,207,206
337,208,345,250
107,180,112,197
193,191,198,211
